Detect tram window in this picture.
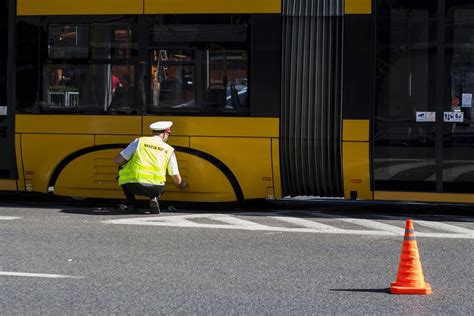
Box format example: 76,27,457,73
39,64,136,113
147,15,249,115
90,24,136,59
0,12,6,107
16,18,40,113
151,50,195,109
48,24,135,60
209,50,248,110
33,20,140,114
48,25,89,59
0,5,6,136
150,24,247,43
150,48,248,113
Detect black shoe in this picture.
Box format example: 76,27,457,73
127,205,137,214
149,197,160,214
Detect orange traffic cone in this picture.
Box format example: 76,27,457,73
390,219,432,295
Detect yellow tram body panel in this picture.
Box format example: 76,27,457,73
161,153,236,202
16,115,142,135
0,180,17,191
342,120,372,200
17,0,144,16
144,0,281,14
344,0,372,15
14,115,279,202
14,134,26,192
142,117,279,138
190,137,273,200
54,149,120,198
21,134,94,193
271,138,282,199
17,0,281,16
54,149,236,202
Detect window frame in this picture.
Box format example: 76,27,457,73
38,15,142,115
145,14,251,116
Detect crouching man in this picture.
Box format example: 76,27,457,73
114,121,187,214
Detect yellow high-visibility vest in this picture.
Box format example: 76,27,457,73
118,136,174,185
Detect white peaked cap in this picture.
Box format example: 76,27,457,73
149,121,173,131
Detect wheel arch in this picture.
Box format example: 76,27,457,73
48,144,244,202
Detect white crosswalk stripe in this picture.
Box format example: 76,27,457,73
378,214,474,236
103,212,474,239
206,214,270,229
0,271,82,279
0,216,21,221
306,212,404,234
411,220,474,235
267,215,342,232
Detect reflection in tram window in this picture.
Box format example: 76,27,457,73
48,25,89,59
374,1,437,191
34,21,139,114
41,64,136,113
148,16,249,114
48,23,135,60
150,48,248,113
443,2,474,192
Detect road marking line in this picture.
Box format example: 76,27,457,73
415,220,474,235
268,215,343,232
108,213,296,230
104,216,397,235
378,215,474,236
106,215,277,230
0,271,83,279
415,232,474,239
310,212,404,234
118,216,200,227
0,216,21,220
104,212,406,236
102,213,474,239
207,214,270,229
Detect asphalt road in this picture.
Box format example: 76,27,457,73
1,201,473,314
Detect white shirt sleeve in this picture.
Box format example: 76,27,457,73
167,152,180,176
120,138,139,160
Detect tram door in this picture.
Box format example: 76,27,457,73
374,0,474,193
443,0,474,193
0,0,17,179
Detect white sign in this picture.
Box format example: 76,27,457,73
444,111,464,122
416,111,436,122
0,106,7,116
462,93,472,108
416,112,426,122
426,112,436,122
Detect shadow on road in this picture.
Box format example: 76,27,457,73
58,200,212,216
1,191,472,218
330,288,390,294
61,207,128,216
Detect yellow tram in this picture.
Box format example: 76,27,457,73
1,0,474,204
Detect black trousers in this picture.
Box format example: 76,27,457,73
121,183,165,207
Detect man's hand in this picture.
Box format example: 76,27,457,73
177,180,187,190
171,174,187,190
